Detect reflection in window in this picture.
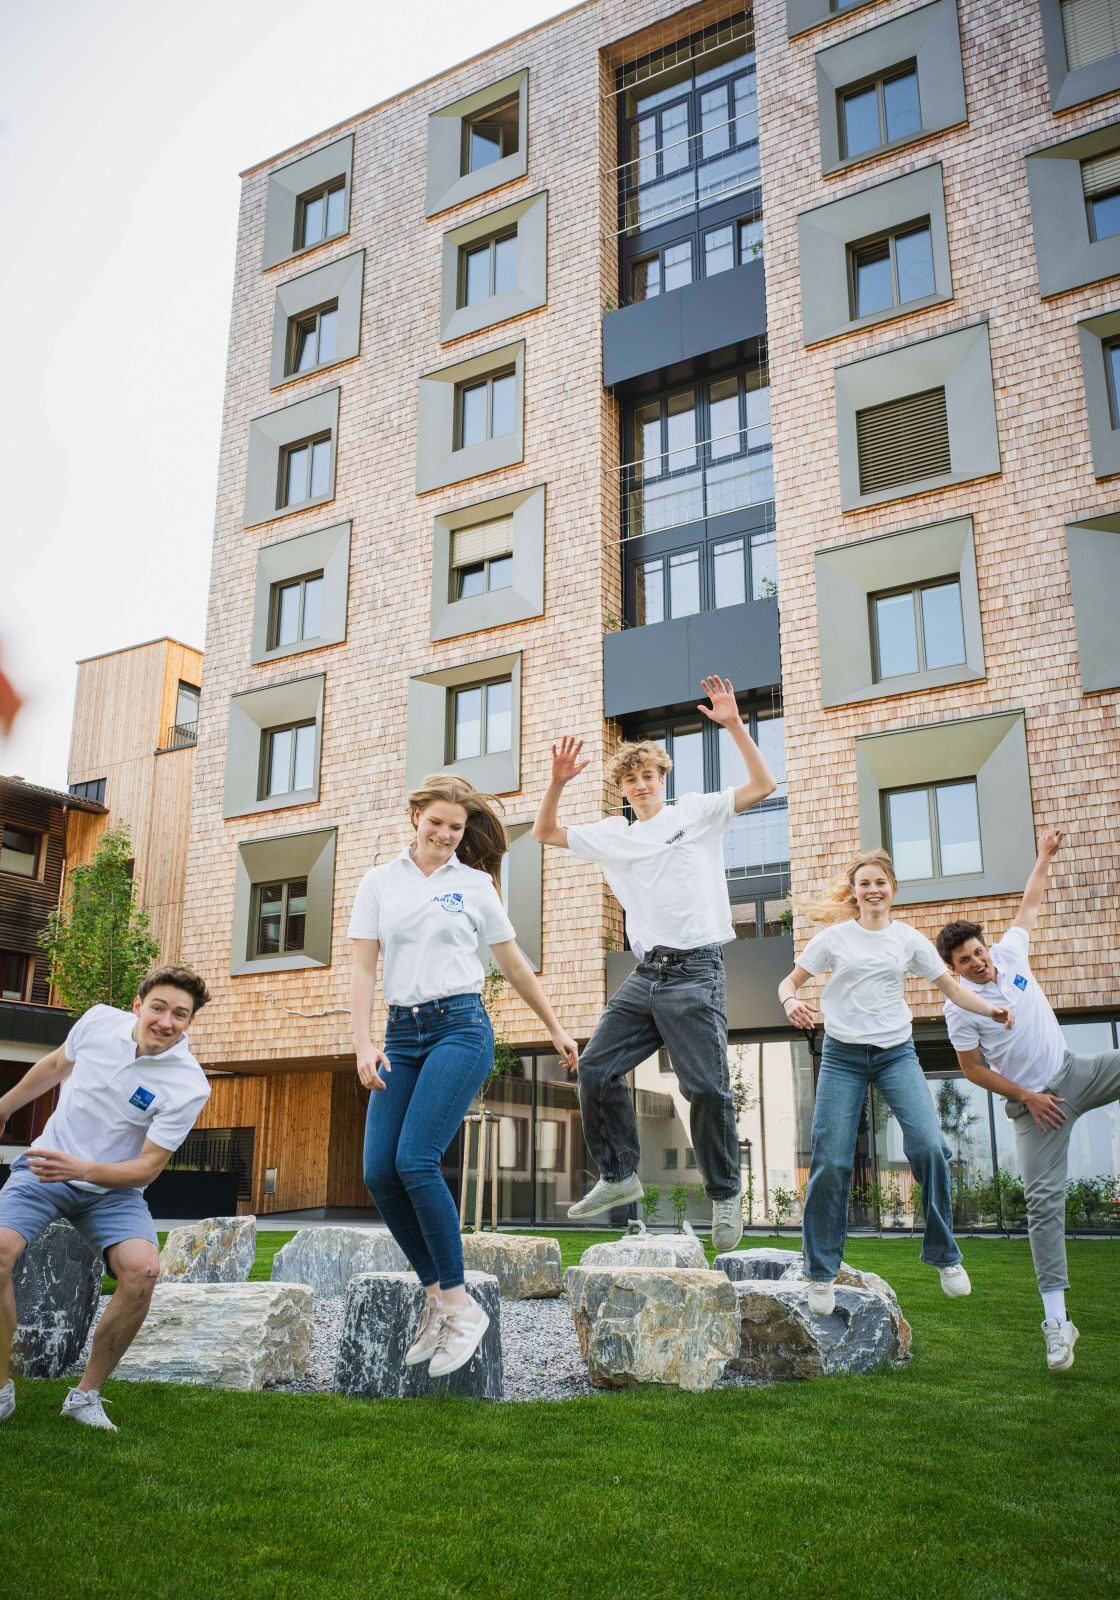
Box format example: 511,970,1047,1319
270,572,324,649
281,437,331,507
461,233,518,307
453,678,512,760
840,65,920,160
462,95,520,174
884,779,981,880
851,224,934,319
456,370,516,448
288,304,339,375
297,182,345,249
263,721,316,798
872,579,964,680
253,877,307,956
0,949,28,1001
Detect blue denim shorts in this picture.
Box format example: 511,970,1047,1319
0,1158,158,1266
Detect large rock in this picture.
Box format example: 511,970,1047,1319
730,1280,902,1380
713,1247,800,1282
567,1267,739,1393
576,1234,707,1272
461,1233,562,1299
11,1220,102,1378
829,1263,912,1362
270,1226,409,1298
115,1282,313,1390
334,1272,502,1400
159,1216,256,1284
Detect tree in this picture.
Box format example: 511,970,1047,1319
38,827,160,1014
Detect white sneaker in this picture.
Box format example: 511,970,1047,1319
807,1281,835,1317
1042,1317,1079,1372
0,1380,14,1423
427,1298,490,1378
567,1174,644,1220
938,1264,971,1299
711,1194,744,1253
60,1387,117,1432
404,1298,444,1367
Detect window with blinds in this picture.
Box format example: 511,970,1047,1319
1062,0,1120,71
450,516,513,568
1081,146,1120,198
855,386,950,496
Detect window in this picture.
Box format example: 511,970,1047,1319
287,303,339,376
296,181,345,250
840,65,920,160
452,679,512,760
460,232,517,307
1107,338,1120,425
634,527,776,624
635,549,700,624
281,436,332,508
871,579,964,680
855,387,950,497
417,342,524,493
733,895,792,938
253,877,308,957
68,778,106,805
1062,0,1120,69
1083,148,1120,238
884,780,981,880
663,1148,679,1170
452,518,514,600
850,222,934,318
1,826,40,878
462,95,520,175
0,951,28,1000
1066,513,1120,691
619,14,759,234
1042,0,1120,110
261,721,316,799
431,487,544,642
269,572,324,650
167,681,200,749
713,527,778,604
631,239,694,300
703,215,763,277
455,370,516,450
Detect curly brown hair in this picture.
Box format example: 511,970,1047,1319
607,739,673,789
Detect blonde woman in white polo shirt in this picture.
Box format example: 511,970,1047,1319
349,774,578,1379
938,828,1120,1372
778,850,1013,1318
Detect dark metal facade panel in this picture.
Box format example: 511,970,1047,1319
603,597,780,719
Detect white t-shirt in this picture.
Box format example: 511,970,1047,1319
347,847,517,1007
797,919,946,1048
566,789,736,960
943,926,1065,1092
40,1004,210,1193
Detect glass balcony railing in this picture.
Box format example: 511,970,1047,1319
616,424,773,538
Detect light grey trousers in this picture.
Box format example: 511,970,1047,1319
1005,1046,1120,1292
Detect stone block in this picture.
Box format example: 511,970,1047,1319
567,1267,739,1393
333,1271,502,1400
115,1282,313,1390
713,1246,800,1282
576,1234,707,1272
270,1226,410,1298
11,1220,102,1379
730,1280,901,1380
713,1248,912,1361
159,1215,256,1283
461,1233,562,1298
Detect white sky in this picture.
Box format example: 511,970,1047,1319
0,0,574,787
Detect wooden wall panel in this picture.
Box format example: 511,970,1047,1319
193,1067,338,1214
327,1071,370,1208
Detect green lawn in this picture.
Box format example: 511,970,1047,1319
12,1234,1119,1600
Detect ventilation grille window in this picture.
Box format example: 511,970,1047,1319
856,387,950,496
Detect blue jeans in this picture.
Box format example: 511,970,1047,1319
802,1034,962,1281
362,993,493,1291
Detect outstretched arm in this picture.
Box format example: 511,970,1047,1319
1011,828,1065,934
532,736,589,849
933,972,1014,1029
697,676,776,813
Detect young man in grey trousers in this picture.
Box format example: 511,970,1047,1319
938,828,1120,1372
533,676,777,1252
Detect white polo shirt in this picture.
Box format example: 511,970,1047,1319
943,925,1066,1092
798,919,946,1048
347,847,517,1007
566,788,736,960
41,1004,210,1193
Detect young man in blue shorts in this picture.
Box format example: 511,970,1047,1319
0,966,211,1430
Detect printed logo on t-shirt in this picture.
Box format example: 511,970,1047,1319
1013,974,1028,991
128,1086,156,1111
664,829,686,846
431,892,465,915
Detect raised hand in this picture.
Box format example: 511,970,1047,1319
550,736,589,786
1038,827,1066,860
697,675,742,729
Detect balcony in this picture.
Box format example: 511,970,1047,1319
0,999,72,1049
161,720,198,752
606,934,794,1030
604,596,779,719
603,259,766,394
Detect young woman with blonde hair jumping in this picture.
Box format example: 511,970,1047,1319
777,849,1014,1316
349,774,578,1377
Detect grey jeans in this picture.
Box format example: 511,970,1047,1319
1006,1046,1120,1292
576,944,740,1201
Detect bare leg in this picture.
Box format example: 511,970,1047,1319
79,1238,159,1391
0,1228,28,1386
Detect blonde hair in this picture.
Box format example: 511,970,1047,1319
801,849,899,926
406,774,507,891
608,739,673,789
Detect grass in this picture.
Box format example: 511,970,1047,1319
16,1233,1119,1600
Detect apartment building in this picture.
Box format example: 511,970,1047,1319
182,0,1119,1224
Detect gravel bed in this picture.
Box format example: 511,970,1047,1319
71,1290,765,1401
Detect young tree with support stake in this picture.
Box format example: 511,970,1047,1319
38,827,160,1014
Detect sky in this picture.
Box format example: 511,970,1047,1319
0,0,575,788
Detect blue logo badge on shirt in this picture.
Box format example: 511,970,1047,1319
129,1086,156,1111
432,892,465,915
1013,974,1028,992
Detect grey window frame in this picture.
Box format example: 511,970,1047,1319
440,193,547,343
230,826,335,976
223,673,325,820
0,825,41,879
454,553,513,601
262,135,353,270
1039,0,1120,112
869,575,965,682
881,777,981,880
458,229,518,308
1066,513,1120,691
252,522,349,664
461,93,521,176
268,570,325,651
839,60,920,161
259,718,317,801
454,368,515,450
286,302,339,378
416,342,525,493
848,218,934,320
1025,121,1120,297
251,875,308,958
269,252,363,390
406,652,521,794
430,484,545,642
295,179,346,251
426,70,529,218
448,675,513,762
279,433,332,510
245,388,340,528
